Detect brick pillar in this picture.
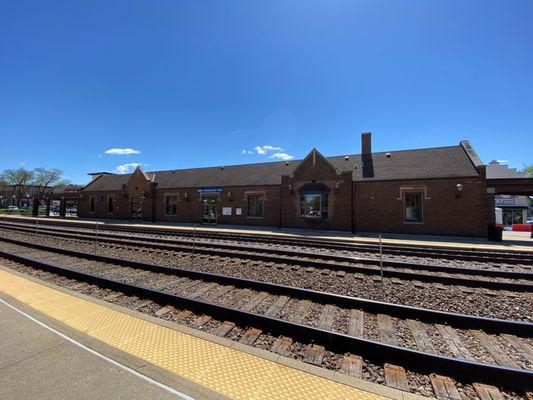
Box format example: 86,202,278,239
45,198,51,217
32,198,39,217
59,198,66,217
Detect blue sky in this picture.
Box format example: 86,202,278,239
1,0,532,184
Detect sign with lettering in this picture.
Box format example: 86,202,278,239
197,187,223,193
222,207,232,216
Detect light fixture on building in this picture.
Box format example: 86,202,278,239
184,193,189,201
227,192,232,199
456,183,463,198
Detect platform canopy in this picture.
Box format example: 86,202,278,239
487,178,533,195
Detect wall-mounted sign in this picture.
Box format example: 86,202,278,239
197,187,223,193
495,197,516,206
236,208,242,215
222,207,232,216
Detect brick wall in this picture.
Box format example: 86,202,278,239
353,177,494,237
154,185,281,227
280,150,353,231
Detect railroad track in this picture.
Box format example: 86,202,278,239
1,222,532,293
3,216,533,265
0,239,532,399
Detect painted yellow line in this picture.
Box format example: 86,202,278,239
0,268,389,400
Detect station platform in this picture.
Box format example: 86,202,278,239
3,213,532,252
0,266,418,400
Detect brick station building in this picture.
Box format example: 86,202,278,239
78,133,495,237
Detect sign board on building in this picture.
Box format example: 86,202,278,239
197,187,223,193
495,195,530,207
495,197,517,206
222,207,232,216
236,208,242,215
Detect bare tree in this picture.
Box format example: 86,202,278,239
33,168,64,195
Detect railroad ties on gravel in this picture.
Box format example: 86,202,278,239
0,220,532,399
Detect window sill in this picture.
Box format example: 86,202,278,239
404,221,424,225
246,216,264,219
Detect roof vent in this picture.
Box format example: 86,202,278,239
285,161,290,166
344,156,349,161
385,152,391,158
354,165,357,169
220,167,224,171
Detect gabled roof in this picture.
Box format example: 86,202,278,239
82,144,481,192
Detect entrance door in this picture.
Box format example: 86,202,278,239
202,196,217,224
131,197,142,220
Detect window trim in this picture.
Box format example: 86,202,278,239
165,194,178,216
403,191,423,223
90,196,96,213
245,192,265,219
299,192,329,219
107,195,115,214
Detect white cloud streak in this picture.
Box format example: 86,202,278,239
241,145,292,159
254,145,282,155
105,148,141,155
270,152,294,161
115,163,142,174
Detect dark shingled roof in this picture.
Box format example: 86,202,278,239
83,144,480,192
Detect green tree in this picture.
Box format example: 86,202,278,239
523,164,533,178
0,168,34,207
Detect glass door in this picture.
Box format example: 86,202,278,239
131,196,142,220
202,196,217,224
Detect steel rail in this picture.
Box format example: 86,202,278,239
4,217,533,264
0,248,531,391
3,217,533,263
0,236,531,337
1,223,532,292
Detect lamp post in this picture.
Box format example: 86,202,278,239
35,198,40,235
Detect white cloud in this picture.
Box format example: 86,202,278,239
241,144,291,159
496,159,509,164
105,148,141,155
254,145,282,155
270,152,294,161
115,163,142,174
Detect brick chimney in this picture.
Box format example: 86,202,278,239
361,132,372,155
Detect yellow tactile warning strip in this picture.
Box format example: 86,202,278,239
0,268,389,400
